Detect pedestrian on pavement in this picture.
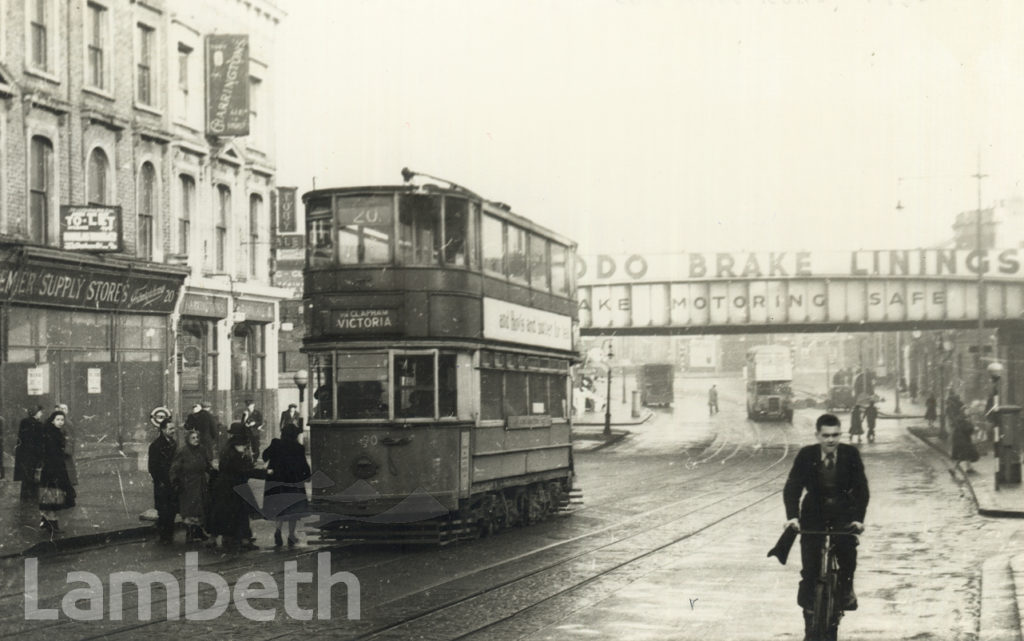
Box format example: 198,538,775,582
925,394,937,428
14,406,44,502
261,423,311,547
185,402,219,461
208,432,257,552
148,418,179,545
781,413,869,639
170,429,212,543
38,410,76,533
865,401,878,443
243,399,265,458
0,416,5,480
708,385,719,416
909,378,918,402
950,407,980,474
849,404,864,444
54,404,77,486
279,403,301,432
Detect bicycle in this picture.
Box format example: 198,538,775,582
799,524,859,641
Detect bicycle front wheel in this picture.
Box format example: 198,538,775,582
810,578,839,640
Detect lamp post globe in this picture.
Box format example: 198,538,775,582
294,368,309,404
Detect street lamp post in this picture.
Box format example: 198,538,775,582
603,340,614,437
293,368,309,404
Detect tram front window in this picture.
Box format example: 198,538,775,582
336,352,388,419
395,354,435,418
399,195,440,265
336,195,392,265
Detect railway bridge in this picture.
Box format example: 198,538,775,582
576,248,1024,402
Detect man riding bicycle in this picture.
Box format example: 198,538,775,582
783,413,870,640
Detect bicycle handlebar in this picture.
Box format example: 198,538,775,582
796,527,862,536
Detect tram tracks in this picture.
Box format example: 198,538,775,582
1,419,796,640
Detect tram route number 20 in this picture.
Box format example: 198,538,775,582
358,435,379,448
338,205,392,227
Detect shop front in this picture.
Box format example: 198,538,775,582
177,292,229,419
0,248,186,451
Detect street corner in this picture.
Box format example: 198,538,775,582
572,429,631,452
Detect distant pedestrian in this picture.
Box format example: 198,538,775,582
849,404,864,444
708,385,719,416
170,429,212,543
54,404,77,486
925,395,937,428
243,400,265,458
909,378,918,402
208,433,257,552
951,407,979,473
148,419,178,545
261,423,311,547
865,401,878,442
14,406,44,502
279,403,301,432
0,416,5,480
38,410,76,533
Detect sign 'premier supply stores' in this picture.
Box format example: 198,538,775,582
205,34,249,136
60,206,122,252
483,298,573,351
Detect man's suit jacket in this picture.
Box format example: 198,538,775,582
783,443,869,528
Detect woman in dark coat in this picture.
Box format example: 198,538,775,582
207,433,256,551
849,404,864,444
170,429,211,543
865,401,879,442
925,395,938,427
951,407,980,473
261,423,311,547
14,406,45,502
38,410,75,532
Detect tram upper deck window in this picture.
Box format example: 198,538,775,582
336,352,388,419
307,198,333,267
507,225,528,284
529,234,550,291
336,195,392,264
482,214,504,276
443,198,470,267
399,194,440,265
551,243,571,296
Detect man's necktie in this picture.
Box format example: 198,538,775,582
825,453,835,470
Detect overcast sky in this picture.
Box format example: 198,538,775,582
275,0,1024,255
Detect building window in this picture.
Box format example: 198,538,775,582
232,323,265,391
216,185,230,272
30,0,49,71
87,3,109,90
138,162,156,260
88,148,109,205
249,76,262,145
249,194,262,278
176,44,191,120
29,136,52,245
137,24,155,106
179,174,193,254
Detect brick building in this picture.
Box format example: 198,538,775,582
0,0,291,453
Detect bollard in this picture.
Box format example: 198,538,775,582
991,405,1022,487
631,390,640,418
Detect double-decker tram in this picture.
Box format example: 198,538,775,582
302,170,580,543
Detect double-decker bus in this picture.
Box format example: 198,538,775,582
745,345,794,422
302,170,579,542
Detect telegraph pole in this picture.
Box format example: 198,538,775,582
974,154,988,399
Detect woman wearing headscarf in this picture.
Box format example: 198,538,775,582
170,429,212,543
38,410,76,532
14,406,45,502
207,431,257,551
261,423,311,547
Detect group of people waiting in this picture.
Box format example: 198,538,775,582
12,404,78,533
148,401,310,551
